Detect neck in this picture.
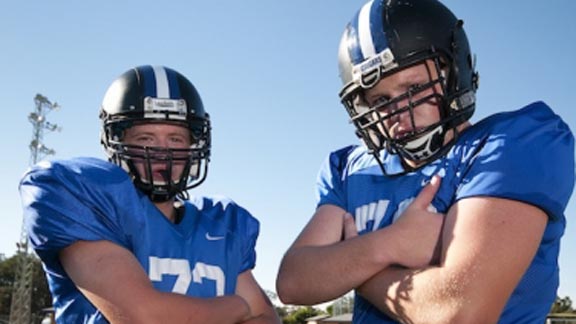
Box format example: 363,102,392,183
155,200,177,223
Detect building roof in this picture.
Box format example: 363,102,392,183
305,314,330,321
323,313,353,322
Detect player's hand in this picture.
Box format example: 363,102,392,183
387,175,444,268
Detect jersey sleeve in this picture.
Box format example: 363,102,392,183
19,158,136,271
315,146,356,210
234,204,260,273
455,102,575,220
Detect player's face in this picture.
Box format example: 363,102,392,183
363,60,443,142
123,123,191,185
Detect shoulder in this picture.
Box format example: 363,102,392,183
328,144,367,165
21,158,143,264
186,195,260,229
452,102,574,218
21,157,130,188
20,157,142,231
320,144,379,177
188,195,245,213
453,101,574,165
20,157,139,211
456,101,574,160
315,144,381,209
461,101,572,142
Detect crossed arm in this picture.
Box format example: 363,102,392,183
60,240,280,324
276,177,547,323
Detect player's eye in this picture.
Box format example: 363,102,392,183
134,135,155,144
371,96,394,116
408,83,425,94
372,95,391,107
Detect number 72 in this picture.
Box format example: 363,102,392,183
148,257,225,296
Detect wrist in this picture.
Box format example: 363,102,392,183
372,227,399,267
227,295,251,322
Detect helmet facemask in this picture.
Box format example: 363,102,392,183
103,120,210,202
342,56,458,174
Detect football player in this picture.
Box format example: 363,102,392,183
276,0,575,323
20,65,280,324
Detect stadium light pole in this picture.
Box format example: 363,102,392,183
9,94,61,324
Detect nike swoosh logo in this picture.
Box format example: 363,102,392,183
205,233,225,241
421,177,430,187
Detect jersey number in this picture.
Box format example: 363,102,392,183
148,257,225,296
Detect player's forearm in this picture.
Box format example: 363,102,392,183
131,292,251,324
277,245,359,304
276,233,394,305
357,266,496,324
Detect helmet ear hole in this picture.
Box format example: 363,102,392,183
100,65,211,201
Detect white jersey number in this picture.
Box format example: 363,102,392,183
148,257,225,296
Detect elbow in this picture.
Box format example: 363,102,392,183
423,304,501,324
276,278,323,306
379,295,502,324
451,307,501,324
275,271,299,305
275,254,300,304
276,266,316,305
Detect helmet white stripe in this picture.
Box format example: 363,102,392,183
153,66,170,98
358,0,376,59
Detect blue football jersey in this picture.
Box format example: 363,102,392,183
316,102,575,324
20,157,260,324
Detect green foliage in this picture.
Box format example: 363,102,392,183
275,305,288,318
0,256,18,316
279,305,324,324
0,254,52,320
550,295,575,314
277,293,353,323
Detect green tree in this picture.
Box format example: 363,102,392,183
550,295,574,314
275,305,288,319
282,306,324,324
0,254,52,321
0,255,17,316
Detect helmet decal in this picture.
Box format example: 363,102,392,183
347,0,389,64
140,65,182,99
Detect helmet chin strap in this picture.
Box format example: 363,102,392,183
399,125,444,162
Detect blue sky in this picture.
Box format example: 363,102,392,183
1,0,576,305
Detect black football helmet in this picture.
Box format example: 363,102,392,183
338,0,479,174
100,65,211,201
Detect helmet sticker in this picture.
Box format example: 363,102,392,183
143,97,187,121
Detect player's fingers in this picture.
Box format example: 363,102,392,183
411,175,441,209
